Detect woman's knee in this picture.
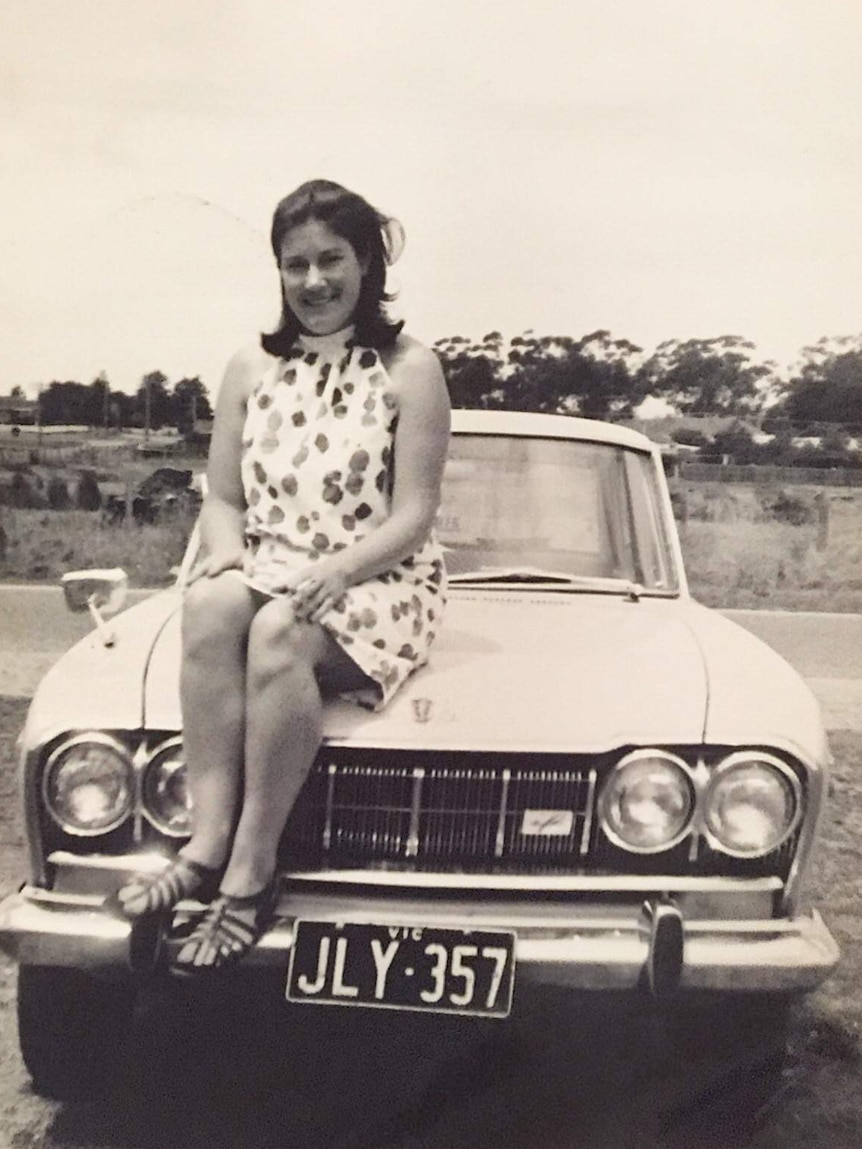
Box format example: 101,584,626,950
247,605,322,691
182,574,253,660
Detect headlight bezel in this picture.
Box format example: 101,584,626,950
42,732,136,837
702,750,802,859
597,749,697,855
140,736,193,838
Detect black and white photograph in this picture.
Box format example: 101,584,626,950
1,2,861,1146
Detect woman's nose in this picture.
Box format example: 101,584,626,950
305,264,324,288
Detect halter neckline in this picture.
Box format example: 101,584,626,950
296,325,355,356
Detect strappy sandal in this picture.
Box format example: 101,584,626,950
169,877,279,978
106,854,223,922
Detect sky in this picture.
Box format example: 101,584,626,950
2,0,861,399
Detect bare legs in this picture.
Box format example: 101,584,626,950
117,571,375,968
179,573,370,898
179,575,256,873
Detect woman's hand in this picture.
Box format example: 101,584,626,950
282,564,348,623
188,547,245,583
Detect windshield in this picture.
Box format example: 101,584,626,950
437,433,679,593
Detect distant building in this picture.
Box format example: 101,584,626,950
0,397,38,426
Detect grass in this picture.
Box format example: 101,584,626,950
744,730,862,1148
0,506,196,587
677,482,862,612
0,448,203,587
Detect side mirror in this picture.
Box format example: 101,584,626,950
61,568,129,617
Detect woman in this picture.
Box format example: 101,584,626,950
112,179,450,975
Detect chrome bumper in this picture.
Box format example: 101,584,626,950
0,858,840,995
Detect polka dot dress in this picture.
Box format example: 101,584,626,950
240,326,447,710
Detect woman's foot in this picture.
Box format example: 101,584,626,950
170,877,279,977
108,854,223,921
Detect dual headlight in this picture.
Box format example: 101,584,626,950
42,737,802,859
598,749,801,858
42,734,192,838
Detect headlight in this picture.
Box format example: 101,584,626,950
705,752,800,857
599,750,694,853
43,735,134,835
141,738,192,837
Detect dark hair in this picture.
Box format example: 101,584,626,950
261,179,404,356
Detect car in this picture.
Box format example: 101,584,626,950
0,409,840,1098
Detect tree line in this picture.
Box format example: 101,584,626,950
433,331,862,433
5,373,213,434
5,330,862,441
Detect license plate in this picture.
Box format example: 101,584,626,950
286,921,516,1017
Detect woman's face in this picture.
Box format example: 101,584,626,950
278,219,367,335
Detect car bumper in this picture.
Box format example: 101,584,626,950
0,868,839,996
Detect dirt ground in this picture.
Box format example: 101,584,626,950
0,698,860,1148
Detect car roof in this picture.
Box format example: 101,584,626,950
450,409,657,454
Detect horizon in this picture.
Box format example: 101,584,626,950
3,2,861,399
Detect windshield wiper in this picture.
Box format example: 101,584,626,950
449,566,579,584
447,566,644,599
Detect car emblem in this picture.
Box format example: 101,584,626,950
521,809,575,836
412,698,433,724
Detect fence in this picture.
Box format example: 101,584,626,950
0,437,148,467
0,443,114,466
678,462,862,487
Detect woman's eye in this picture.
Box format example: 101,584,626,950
320,253,343,267
283,260,307,274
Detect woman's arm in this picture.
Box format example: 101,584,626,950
193,344,265,579
290,337,451,620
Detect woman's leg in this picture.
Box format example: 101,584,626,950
178,573,259,870
218,599,370,898
116,573,258,918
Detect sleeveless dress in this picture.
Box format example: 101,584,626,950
239,326,447,711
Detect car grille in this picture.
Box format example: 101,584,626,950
281,751,598,870
278,750,800,878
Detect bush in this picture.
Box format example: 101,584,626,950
711,426,760,464
7,472,46,509
76,470,102,511
671,428,710,449
47,476,71,510
669,489,688,521
757,488,813,526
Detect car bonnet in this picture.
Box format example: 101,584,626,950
680,602,829,765
143,590,708,752
22,591,183,750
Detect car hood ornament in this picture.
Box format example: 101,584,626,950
412,698,433,724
